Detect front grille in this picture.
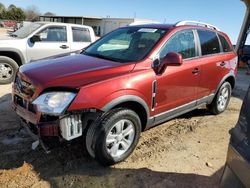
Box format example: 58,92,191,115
15,75,35,98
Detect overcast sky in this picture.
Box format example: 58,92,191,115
1,0,248,44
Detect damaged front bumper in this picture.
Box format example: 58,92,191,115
13,98,60,137
19,120,52,153
12,74,85,153
13,92,83,153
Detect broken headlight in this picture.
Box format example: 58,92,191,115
32,92,76,115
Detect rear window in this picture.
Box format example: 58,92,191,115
198,30,220,55
72,27,91,42
219,34,232,52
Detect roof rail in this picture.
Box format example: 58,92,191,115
175,20,220,31
128,21,160,26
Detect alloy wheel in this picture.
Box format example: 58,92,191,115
217,86,229,111
106,119,135,158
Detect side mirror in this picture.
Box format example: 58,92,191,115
153,52,183,75
30,34,41,43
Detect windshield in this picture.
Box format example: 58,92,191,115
11,23,44,38
83,27,168,62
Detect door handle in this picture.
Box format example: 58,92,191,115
220,61,226,66
192,68,200,74
60,45,69,49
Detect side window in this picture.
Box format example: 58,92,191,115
159,30,196,59
72,27,91,42
219,34,232,52
36,26,67,42
198,30,220,55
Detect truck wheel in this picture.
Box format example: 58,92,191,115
86,108,141,166
0,56,18,84
207,82,232,115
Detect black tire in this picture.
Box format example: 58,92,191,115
207,82,232,115
86,108,141,166
0,56,19,84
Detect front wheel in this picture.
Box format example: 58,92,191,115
207,82,232,115
86,108,141,166
0,56,19,84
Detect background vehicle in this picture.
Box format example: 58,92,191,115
220,86,250,188
12,21,237,165
241,45,250,61
0,22,96,84
220,0,250,187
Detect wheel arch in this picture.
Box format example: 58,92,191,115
101,95,150,131
0,48,25,66
215,73,236,94
224,76,235,90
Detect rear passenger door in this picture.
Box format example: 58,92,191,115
196,29,234,99
70,27,92,51
154,29,201,115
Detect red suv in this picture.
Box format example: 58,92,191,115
12,21,237,165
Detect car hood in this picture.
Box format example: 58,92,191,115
19,54,135,91
0,36,20,45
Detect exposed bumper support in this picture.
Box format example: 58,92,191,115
20,120,51,154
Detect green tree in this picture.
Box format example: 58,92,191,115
0,3,5,12
0,3,26,21
7,4,16,10
0,3,6,19
6,7,26,21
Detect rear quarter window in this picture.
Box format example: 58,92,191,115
72,27,91,42
198,30,220,55
219,34,232,52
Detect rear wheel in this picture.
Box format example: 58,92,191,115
207,82,232,115
0,56,19,84
86,108,141,165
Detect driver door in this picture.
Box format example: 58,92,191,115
26,26,70,62
154,29,201,116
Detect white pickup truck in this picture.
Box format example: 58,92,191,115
0,22,96,84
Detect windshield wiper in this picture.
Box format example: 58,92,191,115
10,33,18,38
83,52,123,62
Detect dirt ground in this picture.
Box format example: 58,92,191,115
0,73,249,188
0,27,250,187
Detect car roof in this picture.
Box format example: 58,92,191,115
125,23,227,36
126,24,175,30
126,23,216,31
35,21,92,28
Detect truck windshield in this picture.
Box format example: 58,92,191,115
11,23,44,38
83,27,168,62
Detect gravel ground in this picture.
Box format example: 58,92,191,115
0,28,250,188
